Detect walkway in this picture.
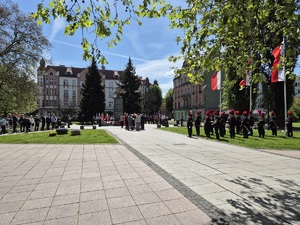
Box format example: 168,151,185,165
0,124,299,224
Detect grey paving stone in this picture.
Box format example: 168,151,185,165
107,195,136,209
78,211,112,225
0,201,24,214
0,212,17,225
155,188,185,201
21,197,53,210
175,209,213,225
110,206,143,224
131,191,161,205
138,202,172,219
146,214,182,225
10,208,48,225
80,190,106,201
52,193,80,206
79,199,108,214
44,216,78,225
164,198,198,214
104,187,130,198
46,203,79,220
127,184,152,195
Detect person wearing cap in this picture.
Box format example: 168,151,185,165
194,110,201,136
269,111,278,136
235,111,242,135
248,110,255,136
187,112,193,138
204,110,211,138
213,110,221,140
227,109,236,138
286,111,293,137
220,111,226,137
242,111,250,138
257,112,266,138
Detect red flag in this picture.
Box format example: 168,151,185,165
271,46,284,83
211,71,221,90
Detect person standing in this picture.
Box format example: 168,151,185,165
213,110,221,140
41,114,46,131
19,114,24,132
204,110,211,138
187,113,193,138
34,116,40,131
228,109,236,139
120,113,124,128
242,111,250,138
12,113,18,133
135,113,141,131
1,117,7,134
220,111,226,137
194,110,201,136
269,111,278,136
286,111,293,137
51,114,57,130
141,114,146,130
235,111,242,134
46,115,51,130
248,110,255,136
257,112,266,138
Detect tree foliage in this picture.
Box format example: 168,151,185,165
78,57,105,122
0,0,50,116
164,88,173,116
144,84,162,115
117,57,141,114
31,0,300,123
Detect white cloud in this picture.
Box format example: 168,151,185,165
49,17,65,40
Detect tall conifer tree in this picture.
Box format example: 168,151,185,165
118,58,142,114
79,57,105,122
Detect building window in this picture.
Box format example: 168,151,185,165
80,80,84,87
50,79,53,85
109,81,113,87
109,92,113,98
109,101,113,107
72,90,76,96
72,80,76,88
64,102,69,107
63,79,69,87
64,90,69,96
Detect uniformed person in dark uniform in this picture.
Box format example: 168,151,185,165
220,111,226,137
286,111,293,137
187,113,193,138
235,111,242,134
204,110,211,138
242,111,250,138
194,110,201,136
269,111,278,136
228,109,236,139
213,110,221,140
257,112,266,138
248,110,255,136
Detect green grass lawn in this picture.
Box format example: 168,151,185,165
161,126,300,150
0,129,118,144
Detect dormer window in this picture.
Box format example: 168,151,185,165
49,72,53,75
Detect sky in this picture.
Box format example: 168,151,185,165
14,0,184,97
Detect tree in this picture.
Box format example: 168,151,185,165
144,84,162,115
78,57,105,122
0,0,50,115
118,58,141,114
164,88,173,117
32,0,300,124
290,97,300,121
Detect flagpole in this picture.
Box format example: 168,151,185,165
283,37,287,132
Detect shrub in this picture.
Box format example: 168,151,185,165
56,128,68,135
71,129,81,136
49,131,57,136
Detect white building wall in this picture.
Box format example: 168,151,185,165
295,76,300,97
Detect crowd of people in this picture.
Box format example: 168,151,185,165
186,109,294,139
0,113,71,135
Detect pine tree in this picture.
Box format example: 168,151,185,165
118,58,142,114
78,57,105,122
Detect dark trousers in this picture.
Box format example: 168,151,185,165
204,126,210,137
214,127,220,139
187,126,193,137
258,127,265,138
13,123,17,133
287,126,293,137
195,125,200,136
271,126,277,136
230,126,235,138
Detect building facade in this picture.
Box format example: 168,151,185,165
295,76,300,98
173,71,221,121
37,63,152,117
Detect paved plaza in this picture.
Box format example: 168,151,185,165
0,124,299,225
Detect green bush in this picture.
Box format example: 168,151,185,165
71,129,81,136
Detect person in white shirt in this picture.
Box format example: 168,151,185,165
1,117,7,134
